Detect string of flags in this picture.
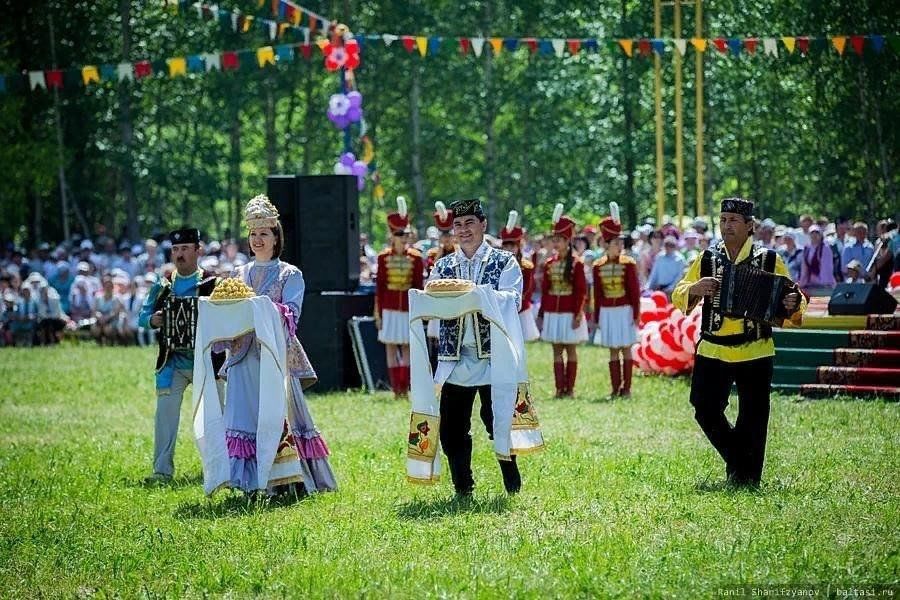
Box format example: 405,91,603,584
1,0,896,94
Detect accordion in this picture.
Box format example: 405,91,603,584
161,296,199,352
715,263,796,327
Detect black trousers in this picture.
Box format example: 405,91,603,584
439,383,519,493
690,354,774,484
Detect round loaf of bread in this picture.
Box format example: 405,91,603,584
425,278,475,296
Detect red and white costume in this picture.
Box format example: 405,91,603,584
499,211,539,342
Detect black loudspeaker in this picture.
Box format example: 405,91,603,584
267,174,360,292
298,291,375,393
828,283,898,316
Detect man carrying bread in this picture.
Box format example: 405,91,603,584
426,198,525,496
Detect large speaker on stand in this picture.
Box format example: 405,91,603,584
267,174,360,292
828,283,897,316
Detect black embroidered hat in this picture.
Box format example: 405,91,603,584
719,197,754,218
169,228,200,245
449,198,485,220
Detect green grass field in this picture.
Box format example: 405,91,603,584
0,344,897,598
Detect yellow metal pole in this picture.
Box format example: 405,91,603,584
654,0,665,226
695,0,705,216
674,0,684,226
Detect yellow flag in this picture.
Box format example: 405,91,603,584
489,38,503,55
690,37,707,52
257,46,276,67
831,36,847,55
81,65,100,85
374,184,385,200
289,8,301,26
242,16,254,33
167,57,187,77
619,39,634,57
315,38,328,51
416,36,427,56
782,36,796,54
278,22,291,38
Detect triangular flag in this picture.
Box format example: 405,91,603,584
870,35,885,53
100,64,117,81
524,38,538,54
539,39,553,55
489,38,503,55
167,57,187,77
763,38,778,56
690,38,707,52
267,20,277,40
472,37,485,57
382,34,398,46
187,55,204,72
831,36,847,55
257,46,276,67
222,51,239,70
28,71,46,90
850,35,865,55
231,12,239,32
744,38,758,54
638,39,652,56
567,39,581,55
727,38,742,56
46,70,63,89
459,38,471,54
81,66,100,86
782,36,796,54
116,62,133,81
619,39,634,57
300,44,312,59
504,38,519,52
651,39,665,55
401,35,415,53
276,44,294,62
551,38,565,58
427,36,442,55
134,60,152,78
415,36,427,56
203,52,221,71
287,6,300,25
674,38,687,56
584,39,598,52
606,40,619,53
278,22,290,38
796,36,809,54
713,38,728,54
315,38,328,53
241,16,254,33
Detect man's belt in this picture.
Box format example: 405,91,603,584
700,331,770,347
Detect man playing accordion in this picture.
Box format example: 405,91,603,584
673,198,806,488
139,228,222,483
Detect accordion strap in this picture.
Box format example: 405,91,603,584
700,331,763,347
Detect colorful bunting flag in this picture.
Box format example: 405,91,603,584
713,38,728,54
504,38,519,52
257,46,276,67
489,38,503,55
428,37,442,55
524,38,538,54
691,38,707,52
850,35,865,55
221,51,239,70
674,39,687,56
832,36,847,55
551,39,565,58
300,44,312,59
538,40,553,55
276,44,294,62
187,55,205,72
651,39,665,55
117,62,134,81
638,39,652,57
796,36,809,54
81,66,100,86
46,70,63,89
459,38,470,55
202,52,220,71
567,39,581,55
744,38,758,54
584,39,598,52
382,34,398,46
782,37,796,54
727,38,742,56
763,38,778,56
870,35,885,53
167,57,187,77
619,39,634,57
415,36,427,57
401,36,415,53
472,37,485,57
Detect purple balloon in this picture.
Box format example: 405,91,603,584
356,175,365,191
340,152,356,167
351,160,367,177
346,107,362,122
347,91,363,108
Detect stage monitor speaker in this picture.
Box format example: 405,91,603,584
298,291,375,393
266,174,359,292
828,283,898,316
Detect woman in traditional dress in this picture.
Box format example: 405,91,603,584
537,204,588,397
592,203,641,398
219,194,336,497
499,210,540,342
375,196,425,397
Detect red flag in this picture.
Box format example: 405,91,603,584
796,36,809,54
713,38,728,53
567,39,581,55
850,35,865,55
744,38,758,54
222,51,239,70
524,38,538,54
46,70,64,89
300,44,312,60
402,36,416,53
638,39,652,56
459,38,471,55
270,0,279,16
134,60,152,78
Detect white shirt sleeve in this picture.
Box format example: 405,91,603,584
493,255,523,311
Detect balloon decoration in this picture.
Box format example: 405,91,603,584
632,295,702,376
323,24,361,71
333,151,368,190
326,90,363,130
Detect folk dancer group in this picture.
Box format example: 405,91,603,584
140,193,805,497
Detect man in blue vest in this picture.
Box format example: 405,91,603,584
674,198,805,488
428,199,524,496
139,228,222,484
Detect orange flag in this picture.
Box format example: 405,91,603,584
619,39,634,57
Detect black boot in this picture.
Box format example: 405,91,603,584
498,456,521,494
449,453,475,496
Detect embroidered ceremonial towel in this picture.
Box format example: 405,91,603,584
406,286,543,484
191,296,287,495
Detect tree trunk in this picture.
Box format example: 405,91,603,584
410,64,426,233
119,0,139,242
